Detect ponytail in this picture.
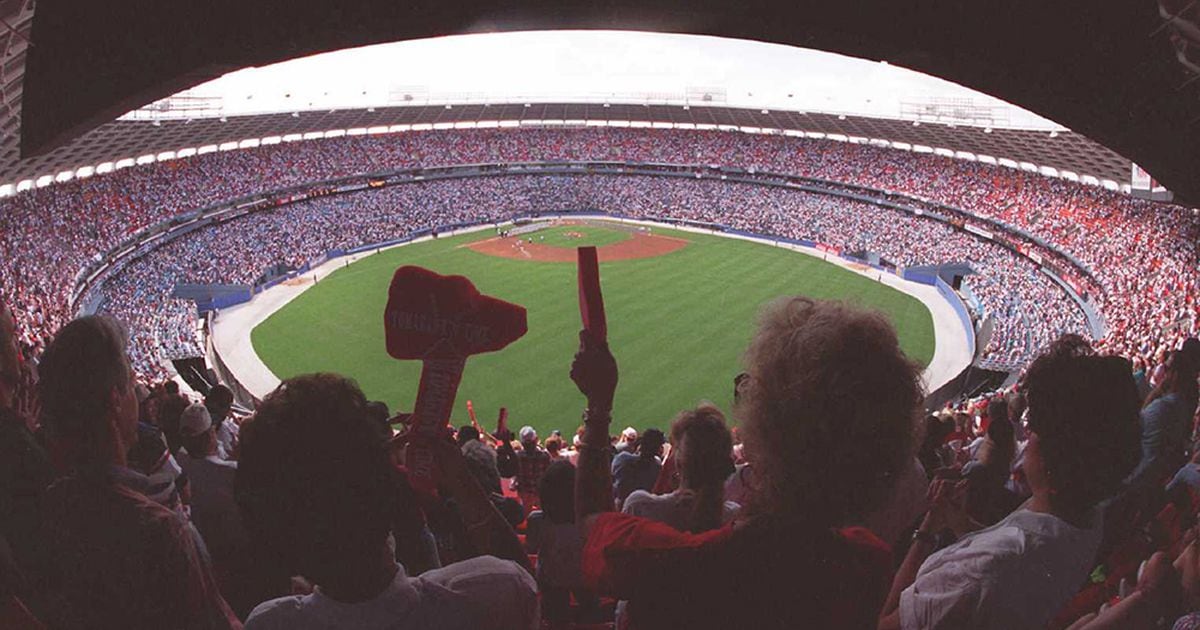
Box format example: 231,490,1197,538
684,484,727,533
670,403,736,533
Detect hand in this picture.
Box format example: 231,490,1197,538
921,478,969,534
570,329,617,410
1133,551,1178,615
1176,539,1200,611
494,408,512,443
431,433,474,493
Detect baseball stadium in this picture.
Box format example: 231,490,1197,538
5,2,1200,628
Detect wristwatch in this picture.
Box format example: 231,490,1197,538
582,406,612,425
912,529,939,545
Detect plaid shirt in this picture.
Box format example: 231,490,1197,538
515,448,551,496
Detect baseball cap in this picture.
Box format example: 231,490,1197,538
519,425,538,444
179,403,213,437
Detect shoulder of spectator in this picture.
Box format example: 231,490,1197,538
423,555,538,601
243,595,306,629
621,489,654,515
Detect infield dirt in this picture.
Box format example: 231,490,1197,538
467,230,689,262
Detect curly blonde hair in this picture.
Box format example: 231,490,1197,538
737,297,923,527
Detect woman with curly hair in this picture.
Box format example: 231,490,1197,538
571,296,925,630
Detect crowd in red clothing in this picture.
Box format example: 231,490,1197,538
8,267,1200,628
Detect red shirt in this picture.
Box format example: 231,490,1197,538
583,512,892,630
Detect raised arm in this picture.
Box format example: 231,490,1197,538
570,330,619,527
431,436,532,573
879,479,974,628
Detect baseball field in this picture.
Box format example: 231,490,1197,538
251,220,935,435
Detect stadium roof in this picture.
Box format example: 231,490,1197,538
0,0,31,173
126,32,1066,129
11,1,1200,204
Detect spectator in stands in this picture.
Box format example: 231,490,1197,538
513,425,550,514
1168,448,1200,499
615,427,638,453
125,414,187,516
957,406,1020,527
943,412,971,452
917,414,952,477
1132,356,1152,402
879,345,1142,629
158,379,189,453
1128,348,1200,488
622,405,738,533
32,315,239,628
136,383,154,424
525,460,598,627
206,384,238,460
614,405,740,630
0,300,54,618
176,401,272,618
456,424,480,447
573,297,923,629
459,436,524,528
545,434,565,460
236,373,537,630
611,428,665,510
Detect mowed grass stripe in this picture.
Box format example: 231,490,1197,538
252,223,935,434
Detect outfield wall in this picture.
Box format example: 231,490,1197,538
210,215,974,405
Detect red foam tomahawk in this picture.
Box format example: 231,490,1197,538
384,266,527,494
577,246,607,342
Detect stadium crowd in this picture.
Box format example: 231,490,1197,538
6,284,1200,629
94,172,1088,377
2,127,1194,381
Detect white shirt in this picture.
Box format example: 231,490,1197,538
215,418,239,460
622,489,740,531
965,437,986,460
245,556,538,630
900,507,1101,630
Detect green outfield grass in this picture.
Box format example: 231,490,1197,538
252,222,935,435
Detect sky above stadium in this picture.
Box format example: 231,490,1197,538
149,31,1062,130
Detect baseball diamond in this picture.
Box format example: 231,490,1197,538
248,220,940,436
